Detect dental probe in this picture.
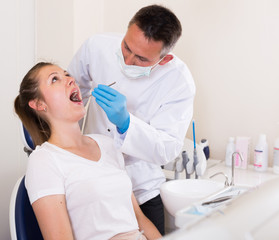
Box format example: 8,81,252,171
107,81,116,87
83,81,116,100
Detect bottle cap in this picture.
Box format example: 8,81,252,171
200,139,208,147
259,134,267,144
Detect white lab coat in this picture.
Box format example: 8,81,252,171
68,33,196,204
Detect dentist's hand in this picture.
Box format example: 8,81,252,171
92,84,130,133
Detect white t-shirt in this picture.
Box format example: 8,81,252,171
25,134,138,240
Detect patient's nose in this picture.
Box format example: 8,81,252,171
66,76,75,86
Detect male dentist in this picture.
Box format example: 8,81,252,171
68,4,195,235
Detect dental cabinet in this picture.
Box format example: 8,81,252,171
161,159,279,239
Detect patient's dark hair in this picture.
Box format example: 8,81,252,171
128,4,182,57
14,62,54,147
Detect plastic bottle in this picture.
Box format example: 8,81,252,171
273,138,279,174
225,137,235,167
254,134,268,172
200,139,210,160
235,136,250,169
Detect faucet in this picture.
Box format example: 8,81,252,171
210,172,229,187
230,152,244,186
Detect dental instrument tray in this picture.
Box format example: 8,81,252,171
175,185,251,229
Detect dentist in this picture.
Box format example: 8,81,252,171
68,4,195,235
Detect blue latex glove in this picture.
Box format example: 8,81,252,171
92,84,130,133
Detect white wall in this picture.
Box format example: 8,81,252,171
0,0,35,239
36,0,74,68
180,0,279,166
36,0,279,166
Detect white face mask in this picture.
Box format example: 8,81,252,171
116,48,163,79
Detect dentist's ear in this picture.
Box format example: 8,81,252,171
159,54,173,65
28,99,46,112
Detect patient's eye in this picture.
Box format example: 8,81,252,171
64,71,71,77
52,76,59,83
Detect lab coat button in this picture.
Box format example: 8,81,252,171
107,128,110,132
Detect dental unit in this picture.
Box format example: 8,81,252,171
164,120,207,179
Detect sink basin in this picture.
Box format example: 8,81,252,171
160,179,224,216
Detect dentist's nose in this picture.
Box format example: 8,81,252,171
124,53,135,65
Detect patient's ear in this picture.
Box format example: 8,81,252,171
28,99,45,111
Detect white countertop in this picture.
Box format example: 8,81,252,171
163,159,278,188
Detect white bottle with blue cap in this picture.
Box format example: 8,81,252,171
200,139,210,160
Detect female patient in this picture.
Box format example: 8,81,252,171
14,62,162,240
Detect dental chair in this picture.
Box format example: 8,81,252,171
9,123,43,240
21,124,34,156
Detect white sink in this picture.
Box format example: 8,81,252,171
160,179,224,216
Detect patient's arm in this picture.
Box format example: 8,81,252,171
131,194,162,240
32,194,74,240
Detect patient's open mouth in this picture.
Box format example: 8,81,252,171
70,90,82,102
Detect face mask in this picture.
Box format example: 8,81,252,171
116,48,163,79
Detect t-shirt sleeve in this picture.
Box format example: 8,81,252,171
25,148,65,204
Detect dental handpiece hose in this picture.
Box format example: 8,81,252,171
182,151,190,179
193,148,198,179
192,120,199,179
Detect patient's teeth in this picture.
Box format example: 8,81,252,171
70,91,81,102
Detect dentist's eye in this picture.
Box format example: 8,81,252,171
138,56,148,62
124,42,131,53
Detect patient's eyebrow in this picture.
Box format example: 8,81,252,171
48,71,68,78
48,72,58,78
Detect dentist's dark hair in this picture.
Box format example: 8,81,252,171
128,4,182,57
14,62,54,147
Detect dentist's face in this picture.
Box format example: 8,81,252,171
37,65,85,123
121,23,163,67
